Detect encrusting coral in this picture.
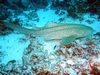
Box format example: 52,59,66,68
1,32,100,75
0,20,13,35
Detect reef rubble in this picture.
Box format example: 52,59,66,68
0,32,100,75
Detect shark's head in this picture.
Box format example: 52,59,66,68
76,25,94,38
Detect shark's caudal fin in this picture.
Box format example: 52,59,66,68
1,21,36,34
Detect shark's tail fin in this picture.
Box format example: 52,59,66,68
1,21,35,35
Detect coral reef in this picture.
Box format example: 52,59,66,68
0,21,13,35
0,32,100,75
1,0,100,20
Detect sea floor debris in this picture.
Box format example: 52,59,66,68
0,32,100,75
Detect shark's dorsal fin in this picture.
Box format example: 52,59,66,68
45,21,59,27
32,27,42,30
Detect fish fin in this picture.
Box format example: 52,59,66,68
62,35,77,45
32,26,43,31
45,21,59,27
44,37,52,41
44,37,61,43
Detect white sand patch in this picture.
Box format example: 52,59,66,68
0,34,30,65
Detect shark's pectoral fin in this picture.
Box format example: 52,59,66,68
62,35,77,45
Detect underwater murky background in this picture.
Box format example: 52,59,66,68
0,0,100,75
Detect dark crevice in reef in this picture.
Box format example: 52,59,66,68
0,0,100,19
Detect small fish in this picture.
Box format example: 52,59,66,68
2,21,94,45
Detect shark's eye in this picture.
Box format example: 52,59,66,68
84,30,87,33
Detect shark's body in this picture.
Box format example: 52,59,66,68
2,21,94,45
